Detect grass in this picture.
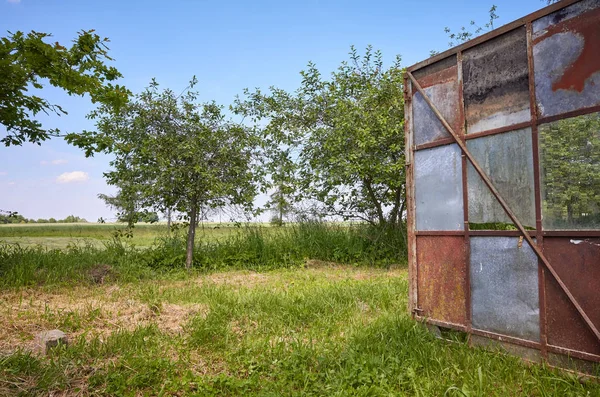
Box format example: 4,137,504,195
0,222,597,395
0,222,248,249
0,223,406,288
1,265,598,396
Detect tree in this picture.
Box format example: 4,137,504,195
84,79,263,268
61,215,87,223
234,46,406,234
98,187,142,225
430,5,499,56
540,113,600,228
267,153,295,226
0,29,128,146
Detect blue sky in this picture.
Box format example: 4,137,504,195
1,0,548,221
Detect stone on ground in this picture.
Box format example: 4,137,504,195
35,329,68,354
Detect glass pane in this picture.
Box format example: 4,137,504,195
413,87,453,146
467,128,536,229
533,0,600,118
415,144,464,231
470,236,540,342
412,56,460,146
539,112,600,229
463,27,530,134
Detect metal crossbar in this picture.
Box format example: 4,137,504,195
407,71,600,343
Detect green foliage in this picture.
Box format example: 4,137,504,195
539,113,600,228
0,222,405,287
0,30,128,146
430,5,499,56
99,190,160,224
143,222,405,271
444,5,498,47
140,211,160,223
234,46,406,234
75,78,264,268
0,234,131,286
0,213,86,224
98,190,140,225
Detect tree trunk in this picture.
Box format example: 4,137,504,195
364,178,386,226
185,203,198,270
167,208,172,236
279,197,284,225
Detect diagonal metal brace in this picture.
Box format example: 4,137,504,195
407,71,600,343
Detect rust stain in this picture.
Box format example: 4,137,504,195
417,65,458,89
534,7,600,93
416,236,467,326
544,237,600,356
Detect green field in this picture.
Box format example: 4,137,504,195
0,222,265,249
0,224,598,395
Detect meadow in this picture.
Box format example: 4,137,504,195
0,223,598,396
0,222,241,249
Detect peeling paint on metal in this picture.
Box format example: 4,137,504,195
533,0,600,117
414,144,464,231
544,237,600,356
470,237,540,341
466,128,536,228
416,236,467,325
463,27,530,134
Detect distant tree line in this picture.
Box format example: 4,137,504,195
0,214,88,224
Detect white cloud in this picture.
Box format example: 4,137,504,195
7,0,21,3
41,159,68,166
0,171,7,176
8,181,16,186
56,171,89,184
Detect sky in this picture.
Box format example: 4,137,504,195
1,0,549,222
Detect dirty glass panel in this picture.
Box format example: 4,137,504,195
470,237,540,341
544,237,600,356
417,236,467,326
415,144,464,231
467,128,536,229
539,112,600,229
413,81,457,146
463,27,530,134
533,0,600,118
412,57,459,146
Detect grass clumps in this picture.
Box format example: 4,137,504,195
1,267,598,396
0,222,407,288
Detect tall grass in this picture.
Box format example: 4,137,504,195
0,222,406,288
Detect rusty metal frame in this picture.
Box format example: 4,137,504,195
406,0,600,368
415,315,600,364
457,50,472,335
526,20,548,360
403,74,418,317
406,0,582,74
407,71,600,343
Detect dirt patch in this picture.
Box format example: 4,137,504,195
201,270,270,288
87,263,113,284
0,287,207,354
